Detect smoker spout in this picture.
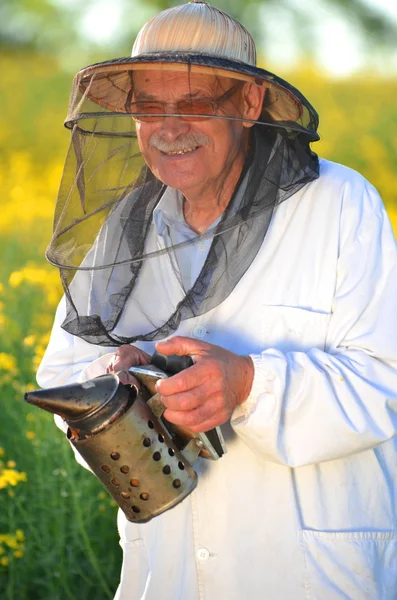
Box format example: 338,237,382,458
24,374,120,421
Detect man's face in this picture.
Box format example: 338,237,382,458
132,70,251,198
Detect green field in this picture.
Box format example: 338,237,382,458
0,52,396,599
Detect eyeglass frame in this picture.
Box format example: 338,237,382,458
128,82,244,122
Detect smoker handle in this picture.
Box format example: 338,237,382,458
151,351,193,374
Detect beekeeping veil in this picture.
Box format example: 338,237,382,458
47,0,320,346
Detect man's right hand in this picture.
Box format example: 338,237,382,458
106,344,151,385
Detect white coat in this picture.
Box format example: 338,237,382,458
37,159,397,600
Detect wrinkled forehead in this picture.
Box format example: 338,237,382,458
132,69,236,99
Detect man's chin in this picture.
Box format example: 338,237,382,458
153,170,203,194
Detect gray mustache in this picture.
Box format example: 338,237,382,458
149,133,210,153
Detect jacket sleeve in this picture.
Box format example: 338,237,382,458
36,296,117,389
36,297,117,472
231,180,397,467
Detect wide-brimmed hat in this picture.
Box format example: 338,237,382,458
66,1,319,140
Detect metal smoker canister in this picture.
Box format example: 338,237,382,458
25,363,225,523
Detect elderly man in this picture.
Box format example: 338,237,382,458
37,1,397,599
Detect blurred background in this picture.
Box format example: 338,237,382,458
0,1,396,598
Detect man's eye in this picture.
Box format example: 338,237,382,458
179,101,213,114
140,103,163,113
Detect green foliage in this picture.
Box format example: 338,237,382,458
0,397,121,599
1,0,396,56
0,0,78,50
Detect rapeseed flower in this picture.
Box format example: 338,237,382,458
0,469,27,489
0,353,17,374
0,448,27,566
23,335,36,348
0,530,25,564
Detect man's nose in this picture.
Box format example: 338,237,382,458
159,115,190,141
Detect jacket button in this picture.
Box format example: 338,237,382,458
196,547,210,561
193,325,207,338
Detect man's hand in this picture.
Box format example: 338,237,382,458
106,344,151,385
155,336,254,432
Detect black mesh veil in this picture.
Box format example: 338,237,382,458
47,55,320,346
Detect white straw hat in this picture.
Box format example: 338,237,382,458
68,1,319,139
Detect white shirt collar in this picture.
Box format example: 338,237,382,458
153,187,186,237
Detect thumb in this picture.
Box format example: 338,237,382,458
156,336,206,357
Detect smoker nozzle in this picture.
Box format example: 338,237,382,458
24,374,120,421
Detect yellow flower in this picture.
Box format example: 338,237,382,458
8,271,22,287
0,448,4,457
26,431,36,440
0,556,9,567
8,263,61,307
15,530,24,541
23,335,36,348
0,353,17,373
0,469,27,489
13,550,23,558
6,460,16,468
0,283,4,295
0,533,22,551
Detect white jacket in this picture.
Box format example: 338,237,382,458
37,159,397,600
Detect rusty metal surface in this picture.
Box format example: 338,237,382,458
72,392,197,523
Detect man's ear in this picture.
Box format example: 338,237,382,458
242,83,266,128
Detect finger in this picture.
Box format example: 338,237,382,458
108,347,151,373
155,363,206,395
164,403,223,430
116,371,140,386
114,356,139,371
156,336,209,358
117,345,151,364
159,386,205,411
106,354,118,373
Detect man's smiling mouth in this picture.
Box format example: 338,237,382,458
163,146,199,156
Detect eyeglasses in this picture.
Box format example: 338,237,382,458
129,83,242,123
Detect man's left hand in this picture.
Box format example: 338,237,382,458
155,336,254,432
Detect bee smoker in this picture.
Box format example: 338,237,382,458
25,353,226,524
